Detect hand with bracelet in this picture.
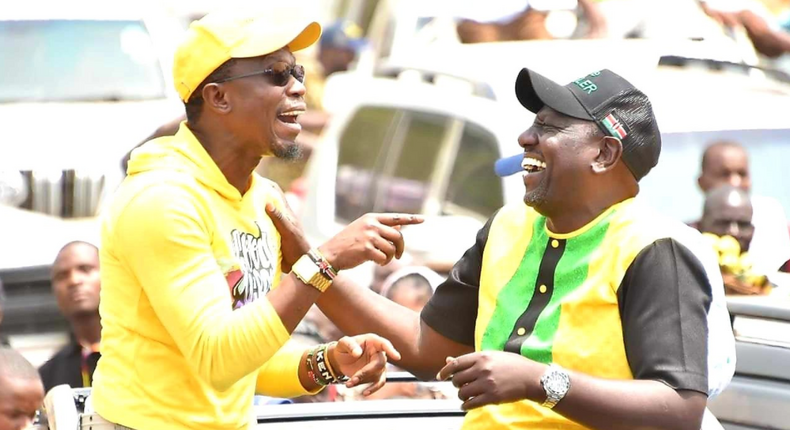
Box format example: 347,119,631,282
306,334,401,396
266,201,421,396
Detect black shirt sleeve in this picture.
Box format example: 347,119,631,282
420,212,497,346
618,238,711,395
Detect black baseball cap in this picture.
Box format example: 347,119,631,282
515,68,661,181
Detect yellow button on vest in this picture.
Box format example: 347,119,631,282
539,284,548,294
517,327,526,336
551,239,559,248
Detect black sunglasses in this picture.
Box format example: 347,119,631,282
213,62,305,87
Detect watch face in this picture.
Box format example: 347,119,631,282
544,370,571,397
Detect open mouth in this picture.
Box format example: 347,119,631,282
277,110,304,124
521,156,546,174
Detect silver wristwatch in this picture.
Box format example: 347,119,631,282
540,364,571,409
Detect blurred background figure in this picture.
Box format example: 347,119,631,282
39,241,101,394
0,347,44,430
700,0,790,59
319,20,367,76
698,185,774,295
369,252,414,295
697,141,790,275
455,0,607,43
700,185,755,255
380,266,443,312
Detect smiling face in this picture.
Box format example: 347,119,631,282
205,48,307,160
517,107,603,214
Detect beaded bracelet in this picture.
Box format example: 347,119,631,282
308,248,338,280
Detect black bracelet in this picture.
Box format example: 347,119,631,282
306,345,330,386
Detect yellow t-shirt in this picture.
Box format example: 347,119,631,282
92,123,313,430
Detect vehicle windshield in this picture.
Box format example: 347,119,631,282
0,20,166,102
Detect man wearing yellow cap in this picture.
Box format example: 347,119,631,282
91,9,421,430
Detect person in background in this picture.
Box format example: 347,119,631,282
698,185,773,295
455,0,607,43
380,266,443,313
697,140,790,274
39,241,102,394
370,252,414,295
317,20,367,77
0,347,44,430
700,0,790,58
699,185,755,255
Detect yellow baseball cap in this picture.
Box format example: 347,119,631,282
173,9,322,102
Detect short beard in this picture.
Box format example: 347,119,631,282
272,141,303,161
523,182,548,209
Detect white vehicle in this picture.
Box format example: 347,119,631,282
301,39,790,284
0,3,184,269
34,297,790,430
0,2,184,343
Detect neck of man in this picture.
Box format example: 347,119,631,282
70,312,102,347
544,185,637,234
189,121,261,195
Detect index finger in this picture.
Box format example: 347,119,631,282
375,213,424,227
437,354,475,381
353,334,402,361
373,335,402,362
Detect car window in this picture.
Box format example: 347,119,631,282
443,122,503,220
335,106,399,222
0,20,165,102
373,110,450,214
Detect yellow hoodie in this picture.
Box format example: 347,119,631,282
92,123,313,430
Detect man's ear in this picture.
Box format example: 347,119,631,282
202,83,232,115
697,175,708,192
592,136,623,174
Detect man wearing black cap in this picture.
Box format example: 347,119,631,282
270,67,735,429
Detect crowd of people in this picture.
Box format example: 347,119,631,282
0,1,789,430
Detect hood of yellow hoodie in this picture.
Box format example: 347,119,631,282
126,122,244,202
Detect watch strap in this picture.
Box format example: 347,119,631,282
292,253,332,292
540,364,570,409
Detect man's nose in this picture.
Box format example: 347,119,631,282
66,270,84,289
287,76,306,97
728,174,744,189
518,129,538,148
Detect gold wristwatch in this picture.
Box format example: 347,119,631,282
292,253,332,292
